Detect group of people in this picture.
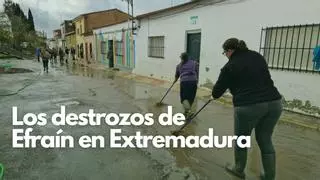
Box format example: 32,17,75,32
175,38,283,180
35,46,76,73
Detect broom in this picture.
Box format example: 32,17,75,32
155,81,176,106
171,98,213,136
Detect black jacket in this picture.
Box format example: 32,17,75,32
212,49,282,106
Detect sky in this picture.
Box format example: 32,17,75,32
0,0,189,38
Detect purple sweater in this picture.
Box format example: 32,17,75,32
175,60,199,82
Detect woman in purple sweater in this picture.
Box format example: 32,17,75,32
174,52,199,118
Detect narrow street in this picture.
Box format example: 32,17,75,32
0,59,319,180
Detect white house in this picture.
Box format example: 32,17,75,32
46,38,56,49
93,20,136,70
133,0,320,108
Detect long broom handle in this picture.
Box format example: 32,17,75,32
178,99,213,131
159,81,176,103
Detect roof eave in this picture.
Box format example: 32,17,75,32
136,0,200,19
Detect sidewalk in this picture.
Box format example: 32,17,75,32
83,62,320,131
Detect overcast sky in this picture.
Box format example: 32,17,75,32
0,0,189,37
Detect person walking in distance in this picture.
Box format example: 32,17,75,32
35,47,41,62
65,47,69,64
59,48,64,64
41,45,51,73
174,52,199,118
71,47,76,61
210,38,283,180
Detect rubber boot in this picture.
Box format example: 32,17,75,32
260,153,276,180
182,100,193,119
225,148,247,179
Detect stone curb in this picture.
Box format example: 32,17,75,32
78,62,320,131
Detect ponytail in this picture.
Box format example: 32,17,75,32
237,40,248,50
223,38,248,51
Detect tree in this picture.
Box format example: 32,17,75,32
2,0,41,51
0,13,12,44
0,28,12,44
27,9,35,32
10,16,28,45
13,3,26,20
3,0,14,17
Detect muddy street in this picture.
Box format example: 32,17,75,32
0,60,320,180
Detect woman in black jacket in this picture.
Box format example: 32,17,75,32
211,38,283,180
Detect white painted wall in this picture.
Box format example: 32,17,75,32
93,21,136,68
133,0,320,107
93,21,132,57
93,21,132,34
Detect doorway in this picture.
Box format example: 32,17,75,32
186,32,201,63
108,40,114,68
85,43,88,62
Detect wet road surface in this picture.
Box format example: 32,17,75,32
0,60,320,180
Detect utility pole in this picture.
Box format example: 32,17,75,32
131,0,136,34
127,0,130,29
121,0,136,34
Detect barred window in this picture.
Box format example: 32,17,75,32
148,36,164,58
260,24,320,72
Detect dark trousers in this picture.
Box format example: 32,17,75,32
43,59,49,71
180,81,197,105
180,81,198,114
233,99,282,179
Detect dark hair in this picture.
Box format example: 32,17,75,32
223,38,248,51
180,52,189,63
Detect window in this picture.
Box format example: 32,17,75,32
80,25,82,34
101,41,107,54
148,36,164,58
115,40,123,57
77,28,79,35
260,24,320,72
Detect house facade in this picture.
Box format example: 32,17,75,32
74,17,85,60
61,20,75,49
133,0,320,107
52,29,62,49
47,38,56,49
73,9,131,64
93,20,136,70
65,31,76,51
